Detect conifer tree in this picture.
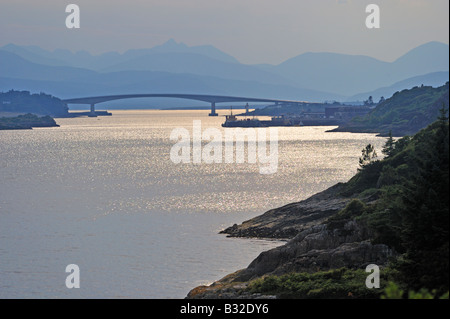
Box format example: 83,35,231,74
397,104,449,294
359,144,378,169
382,130,395,157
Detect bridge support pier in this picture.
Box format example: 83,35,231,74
209,102,218,116
89,103,97,117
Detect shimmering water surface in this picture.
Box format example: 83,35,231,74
0,110,385,298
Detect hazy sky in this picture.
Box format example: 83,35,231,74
0,0,448,64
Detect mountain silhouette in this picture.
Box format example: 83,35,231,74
263,41,449,96
0,41,448,107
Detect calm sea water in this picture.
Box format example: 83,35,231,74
0,110,385,298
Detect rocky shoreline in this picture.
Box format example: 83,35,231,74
219,183,350,240
187,182,396,299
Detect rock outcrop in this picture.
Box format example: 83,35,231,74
220,183,350,239
188,183,396,299
232,221,395,282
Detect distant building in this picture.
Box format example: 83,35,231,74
325,106,371,120
301,112,326,119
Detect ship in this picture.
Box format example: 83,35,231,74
221,113,266,127
222,104,302,127
222,104,345,128
222,114,305,127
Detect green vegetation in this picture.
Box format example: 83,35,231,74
247,267,397,299
0,113,59,130
248,104,449,299
358,143,378,170
335,82,449,136
326,199,368,232
0,90,68,117
247,269,449,299
339,104,449,295
381,282,449,300
381,130,395,156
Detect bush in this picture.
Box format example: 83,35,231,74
381,282,449,299
248,268,396,299
326,199,367,231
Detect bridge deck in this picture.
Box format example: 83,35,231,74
63,93,310,105
63,93,315,116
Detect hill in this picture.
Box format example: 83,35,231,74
189,108,449,299
0,39,239,69
101,51,292,86
0,90,68,116
0,51,96,82
347,71,449,103
262,41,449,97
331,82,449,136
0,51,344,107
1,41,448,102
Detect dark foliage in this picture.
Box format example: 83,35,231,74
0,90,68,116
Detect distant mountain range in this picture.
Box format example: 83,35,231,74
259,41,449,96
0,50,338,108
0,39,240,69
0,40,448,109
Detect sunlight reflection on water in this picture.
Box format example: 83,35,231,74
0,110,385,298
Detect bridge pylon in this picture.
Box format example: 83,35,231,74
89,103,97,117
209,102,218,116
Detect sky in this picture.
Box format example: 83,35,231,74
0,0,448,65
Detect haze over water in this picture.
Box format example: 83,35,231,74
0,110,385,298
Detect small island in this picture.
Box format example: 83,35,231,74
0,113,59,130
0,90,67,130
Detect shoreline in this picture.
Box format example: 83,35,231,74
186,181,393,299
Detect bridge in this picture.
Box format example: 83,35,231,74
62,94,312,116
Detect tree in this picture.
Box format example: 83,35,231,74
396,104,449,294
382,130,395,157
359,144,378,169
379,96,386,104
364,96,374,106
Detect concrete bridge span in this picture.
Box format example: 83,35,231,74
63,94,312,116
